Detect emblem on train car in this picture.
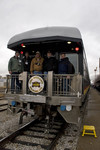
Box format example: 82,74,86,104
28,76,44,93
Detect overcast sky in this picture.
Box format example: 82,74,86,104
0,0,100,80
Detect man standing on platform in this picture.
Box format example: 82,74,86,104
58,52,75,92
30,51,44,74
8,51,24,93
43,50,58,74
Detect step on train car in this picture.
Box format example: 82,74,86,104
6,27,90,124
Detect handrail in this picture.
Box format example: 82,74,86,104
6,72,82,96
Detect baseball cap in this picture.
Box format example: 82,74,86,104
36,51,40,54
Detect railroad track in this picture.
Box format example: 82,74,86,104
0,103,8,112
0,116,66,150
0,93,5,100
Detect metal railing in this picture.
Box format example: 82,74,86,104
6,72,82,96
53,74,80,96
6,74,23,94
6,73,48,95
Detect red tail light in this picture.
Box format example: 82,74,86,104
20,51,23,54
75,47,79,51
21,43,26,48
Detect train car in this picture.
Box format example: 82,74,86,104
94,75,100,91
6,27,90,125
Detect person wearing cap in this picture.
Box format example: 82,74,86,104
8,51,24,93
23,52,31,72
43,50,58,74
30,51,44,74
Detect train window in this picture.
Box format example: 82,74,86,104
66,54,78,73
59,53,78,73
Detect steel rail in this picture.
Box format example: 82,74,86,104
0,115,39,147
0,117,67,150
47,123,67,150
0,103,8,112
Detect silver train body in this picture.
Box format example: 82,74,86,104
6,27,90,124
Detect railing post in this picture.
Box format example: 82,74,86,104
77,74,82,94
48,71,53,97
19,72,27,94
6,75,9,93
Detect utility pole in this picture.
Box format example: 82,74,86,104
94,67,97,80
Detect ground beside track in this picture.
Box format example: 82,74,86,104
0,110,34,139
1,88,99,150
77,88,100,150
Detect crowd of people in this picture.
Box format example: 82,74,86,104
8,50,75,93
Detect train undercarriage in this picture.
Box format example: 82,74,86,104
5,71,87,125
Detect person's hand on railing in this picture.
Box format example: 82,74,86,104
67,75,70,79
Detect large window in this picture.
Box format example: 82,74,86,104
65,54,78,73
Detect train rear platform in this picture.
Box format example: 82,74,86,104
77,88,100,150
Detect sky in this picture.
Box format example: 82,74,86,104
0,0,100,81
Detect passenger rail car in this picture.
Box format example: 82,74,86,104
6,27,90,124
94,75,100,91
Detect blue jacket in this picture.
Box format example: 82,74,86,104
58,57,75,74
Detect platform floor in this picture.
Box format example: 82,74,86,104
77,88,100,150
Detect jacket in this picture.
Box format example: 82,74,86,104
58,57,75,74
30,56,44,72
23,56,31,72
8,56,24,73
43,57,58,73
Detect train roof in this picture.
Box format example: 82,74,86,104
7,27,82,49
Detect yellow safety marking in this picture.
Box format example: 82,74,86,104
82,125,97,138
84,86,90,95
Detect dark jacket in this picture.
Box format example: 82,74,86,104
43,57,58,73
8,56,24,73
58,57,75,74
23,56,31,72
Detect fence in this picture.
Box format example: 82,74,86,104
6,72,82,96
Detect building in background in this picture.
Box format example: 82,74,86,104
0,76,6,88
